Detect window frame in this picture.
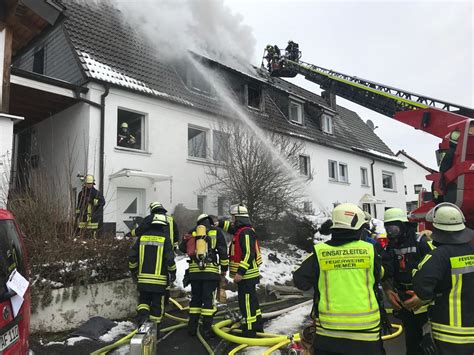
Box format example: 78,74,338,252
299,155,310,177
246,84,262,110
186,66,213,95
116,107,147,152
338,162,349,183
360,167,369,187
212,130,229,162
188,125,209,160
414,184,423,194
321,113,334,135
289,100,304,125
382,171,396,191
328,160,338,181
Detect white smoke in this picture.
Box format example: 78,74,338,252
111,0,256,71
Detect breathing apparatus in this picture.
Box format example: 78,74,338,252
195,225,209,270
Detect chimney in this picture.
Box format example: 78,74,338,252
321,90,336,109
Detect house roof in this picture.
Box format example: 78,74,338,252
396,150,437,173
58,0,400,165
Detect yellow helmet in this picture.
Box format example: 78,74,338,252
426,203,471,244
384,208,408,223
331,203,366,230
448,130,460,144
121,122,128,129
85,175,94,184
149,201,167,213
230,204,249,217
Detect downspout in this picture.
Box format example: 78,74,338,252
99,85,110,193
370,159,377,218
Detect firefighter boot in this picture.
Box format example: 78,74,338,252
135,311,149,328
201,317,214,340
254,315,264,334
188,314,200,336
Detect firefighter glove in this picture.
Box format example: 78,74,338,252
420,323,437,355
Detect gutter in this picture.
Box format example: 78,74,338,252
99,85,110,193
370,159,377,219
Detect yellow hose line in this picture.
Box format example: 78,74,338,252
228,343,248,355
169,297,189,311
90,329,138,355
263,339,290,355
222,327,281,338
213,320,300,346
382,323,403,340
164,313,188,323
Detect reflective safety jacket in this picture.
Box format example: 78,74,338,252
179,226,229,281
220,220,262,281
294,239,382,342
76,187,105,230
129,221,176,293
132,213,179,249
413,242,474,347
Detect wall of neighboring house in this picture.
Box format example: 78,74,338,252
302,141,406,219
397,153,432,211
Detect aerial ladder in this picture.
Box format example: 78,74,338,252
263,42,474,228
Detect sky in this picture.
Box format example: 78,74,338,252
224,0,473,168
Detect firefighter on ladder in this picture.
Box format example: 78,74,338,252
293,203,384,354
128,212,176,336
218,204,263,337
179,214,229,339
75,174,105,238
406,203,474,355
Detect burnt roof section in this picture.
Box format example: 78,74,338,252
58,0,398,164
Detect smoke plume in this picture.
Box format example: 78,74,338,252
112,0,256,70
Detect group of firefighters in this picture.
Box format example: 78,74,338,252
126,198,473,355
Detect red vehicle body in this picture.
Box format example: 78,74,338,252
0,209,30,355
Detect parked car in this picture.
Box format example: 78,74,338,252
0,209,30,354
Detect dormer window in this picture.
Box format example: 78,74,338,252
289,100,303,124
247,84,261,109
186,67,212,95
321,113,333,134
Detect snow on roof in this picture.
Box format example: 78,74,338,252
79,52,194,107
352,146,404,163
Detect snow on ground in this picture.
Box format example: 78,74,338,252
258,245,306,286
99,321,135,342
174,255,191,291
44,336,91,346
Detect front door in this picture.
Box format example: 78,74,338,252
116,188,145,235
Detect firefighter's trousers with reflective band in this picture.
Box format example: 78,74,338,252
189,280,219,321
434,339,474,355
137,291,165,324
237,279,262,331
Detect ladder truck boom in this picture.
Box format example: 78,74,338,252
263,43,474,228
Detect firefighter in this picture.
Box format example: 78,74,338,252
382,207,434,355
117,122,137,148
285,40,299,61
128,212,176,333
137,202,179,250
407,203,474,355
178,214,229,339
218,204,263,337
293,203,384,354
75,175,105,238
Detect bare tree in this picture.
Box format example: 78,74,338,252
203,121,311,227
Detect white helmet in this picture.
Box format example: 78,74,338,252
426,203,472,244
230,204,249,217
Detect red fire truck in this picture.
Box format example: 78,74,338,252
0,209,30,354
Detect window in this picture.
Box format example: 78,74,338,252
289,101,303,124
247,85,261,109
362,203,371,214
339,163,348,183
360,167,369,186
414,184,423,194
33,48,45,74
328,160,337,180
299,155,310,176
187,67,212,94
404,185,407,195
303,201,313,213
213,130,229,161
117,109,145,150
197,195,207,213
321,113,333,134
188,127,207,159
382,171,395,190
217,197,230,216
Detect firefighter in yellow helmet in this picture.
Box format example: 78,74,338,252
407,203,474,355
75,174,105,238
178,214,228,339
128,212,176,336
293,203,384,354
117,122,137,148
382,207,434,355
217,204,263,337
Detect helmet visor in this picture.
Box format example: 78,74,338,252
386,225,402,239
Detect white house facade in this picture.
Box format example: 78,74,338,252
7,1,407,233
